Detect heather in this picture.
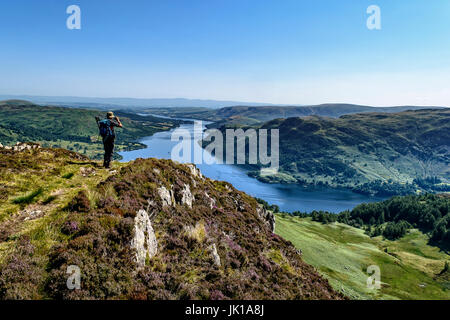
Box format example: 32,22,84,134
0,146,343,300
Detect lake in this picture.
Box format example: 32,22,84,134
119,119,386,213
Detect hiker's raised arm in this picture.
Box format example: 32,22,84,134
115,116,123,128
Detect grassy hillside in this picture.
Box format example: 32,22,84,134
275,215,450,300
0,102,182,159
208,104,441,126
302,194,450,249
216,109,450,196
0,146,342,300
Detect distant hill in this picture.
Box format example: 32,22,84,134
144,104,446,127
0,95,274,109
208,109,450,196
0,99,34,106
0,101,182,159
214,104,444,120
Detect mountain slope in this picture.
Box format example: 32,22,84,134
209,104,441,124
275,215,450,300
144,104,445,127
209,109,450,196
0,146,343,300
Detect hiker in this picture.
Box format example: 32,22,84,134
96,112,123,168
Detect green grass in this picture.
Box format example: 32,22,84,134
62,172,74,179
275,214,450,300
42,195,57,205
12,188,44,205
0,148,128,266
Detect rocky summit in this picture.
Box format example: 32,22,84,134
0,146,344,300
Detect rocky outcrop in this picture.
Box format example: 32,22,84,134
8,155,344,300
186,164,203,179
157,186,174,207
180,184,194,208
257,205,275,233
0,142,41,152
158,183,195,209
131,209,158,267
15,142,40,151
209,243,221,267
204,192,216,209
79,167,96,177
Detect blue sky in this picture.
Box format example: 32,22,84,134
0,0,449,106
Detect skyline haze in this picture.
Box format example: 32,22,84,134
1,0,449,106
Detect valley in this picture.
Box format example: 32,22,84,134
0,100,183,160
205,109,450,196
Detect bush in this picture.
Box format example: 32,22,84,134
62,172,75,179
382,220,411,240
67,191,91,213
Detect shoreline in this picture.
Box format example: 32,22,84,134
118,116,389,213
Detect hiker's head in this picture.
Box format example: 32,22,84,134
106,112,115,119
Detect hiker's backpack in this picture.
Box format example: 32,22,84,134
98,119,113,137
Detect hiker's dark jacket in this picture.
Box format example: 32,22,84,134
100,118,121,167
104,119,121,137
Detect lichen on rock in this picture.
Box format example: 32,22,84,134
157,186,174,207
204,192,216,209
256,205,275,233
180,184,194,208
209,243,221,267
186,164,203,179
131,209,158,267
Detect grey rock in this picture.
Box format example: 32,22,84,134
256,205,275,233
7,142,41,152
180,184,194,208
131,209,158,267
186,164,203,179
158,186,174,207
23,210,43,221
209,243,221,267
80,167,96,177
204,192,216,209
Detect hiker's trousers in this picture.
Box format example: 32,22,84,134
102,135,115,167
